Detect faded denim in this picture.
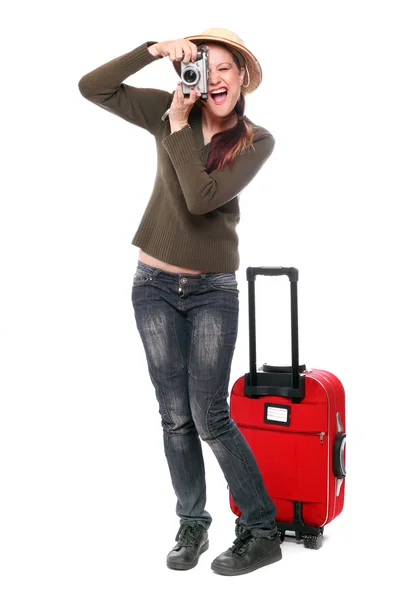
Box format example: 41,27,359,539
131,260,277,535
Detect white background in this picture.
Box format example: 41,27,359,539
1,1,409,598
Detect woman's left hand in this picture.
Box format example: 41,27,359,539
169,82,201,133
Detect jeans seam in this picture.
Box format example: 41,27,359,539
202,376,246,465
171,308,186,373
147,364,173,430
205,375,266,523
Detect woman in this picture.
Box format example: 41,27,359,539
78,27,281,576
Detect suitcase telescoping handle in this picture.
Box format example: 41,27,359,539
245,266,306,402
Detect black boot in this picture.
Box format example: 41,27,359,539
211,529,282,576
166,523,209,570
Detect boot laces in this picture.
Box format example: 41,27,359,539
235,517,245,537
231,529,253,556
175,524,202,548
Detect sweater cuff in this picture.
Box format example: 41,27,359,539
162,126,199,167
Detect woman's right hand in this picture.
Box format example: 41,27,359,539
148,40,198,63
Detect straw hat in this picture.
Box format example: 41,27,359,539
174,27,262,94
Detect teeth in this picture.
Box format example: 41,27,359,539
211,89,227,95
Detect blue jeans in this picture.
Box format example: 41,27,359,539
131,260,277,535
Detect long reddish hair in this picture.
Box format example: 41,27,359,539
204,48,255,173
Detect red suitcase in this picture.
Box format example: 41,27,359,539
229,267,346,549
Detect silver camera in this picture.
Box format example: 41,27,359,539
180,45,209,99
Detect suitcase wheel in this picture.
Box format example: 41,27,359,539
303,533,323,550
278,531,285,543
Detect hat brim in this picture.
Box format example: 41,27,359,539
172,34,262,94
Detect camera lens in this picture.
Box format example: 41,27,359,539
182,69,199,85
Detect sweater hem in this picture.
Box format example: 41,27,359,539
131,231,239,273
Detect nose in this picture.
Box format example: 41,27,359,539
208,67,221,86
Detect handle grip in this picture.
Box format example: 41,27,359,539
247,266,299,282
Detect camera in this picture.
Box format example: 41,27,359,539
180,45,209,99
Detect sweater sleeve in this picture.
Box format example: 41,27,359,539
162,127,275,215
78,42,172,135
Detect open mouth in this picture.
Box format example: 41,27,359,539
210,87,228,105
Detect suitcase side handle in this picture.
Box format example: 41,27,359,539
245,266,305,402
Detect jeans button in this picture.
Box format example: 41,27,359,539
180,277,188,284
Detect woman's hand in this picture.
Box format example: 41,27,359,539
148,40,201,132
169,82,201,132
148,39,198,63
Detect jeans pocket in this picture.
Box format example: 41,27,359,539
209,274,239,295
132,270,150,287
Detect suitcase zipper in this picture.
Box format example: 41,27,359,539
307,373,334,524
240,424,326,442
276,430,326,443
293,430,326,443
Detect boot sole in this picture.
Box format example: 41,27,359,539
211,547,282,576
166,540,209,571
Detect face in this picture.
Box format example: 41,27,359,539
203,43,245,118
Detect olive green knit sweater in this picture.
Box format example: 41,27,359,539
78,42,274,272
